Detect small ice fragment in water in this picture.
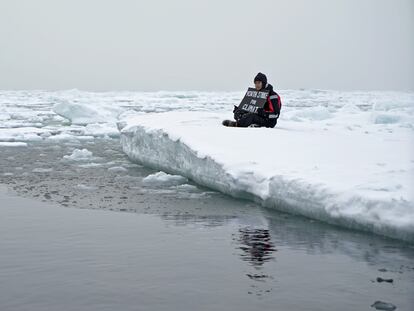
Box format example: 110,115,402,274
108,166,128,173
371,301,397,311
0,142,28,147
142,171,188,187
63,148,93,161
173,184,199,192
75,184,98,191
32,168,53,173
78,163,102,168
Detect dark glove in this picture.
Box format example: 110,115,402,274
234,108,245,121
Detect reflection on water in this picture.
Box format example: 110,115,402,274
266,213,414,270
232,227,277,296
234,228,276,266
160,214,236,228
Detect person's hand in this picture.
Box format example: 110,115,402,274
234,109,245,121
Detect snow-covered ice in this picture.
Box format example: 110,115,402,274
63,148,94,161
142,171,188,187
52,98,122,125
0,127,48,142
119,99,414,242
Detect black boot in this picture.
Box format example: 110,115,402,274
222,120,237,127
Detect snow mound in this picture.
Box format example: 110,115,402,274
120,111,414,242
63,148,94,161
142,171,188,187
52,98,122,125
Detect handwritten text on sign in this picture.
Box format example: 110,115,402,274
238,88,269,114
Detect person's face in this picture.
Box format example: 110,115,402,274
254,81,263,90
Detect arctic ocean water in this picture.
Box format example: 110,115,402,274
0,89,413,310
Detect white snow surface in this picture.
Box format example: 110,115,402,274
120,107,414,242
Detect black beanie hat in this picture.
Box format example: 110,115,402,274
254,72,267,86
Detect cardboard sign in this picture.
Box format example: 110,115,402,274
238,88,269,114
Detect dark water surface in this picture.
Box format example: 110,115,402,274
1,139,413,311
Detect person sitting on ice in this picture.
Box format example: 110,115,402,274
222,72,282,128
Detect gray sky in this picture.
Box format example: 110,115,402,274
0,0,413,91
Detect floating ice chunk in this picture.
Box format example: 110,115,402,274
142,171,188,187
173,184,199,192
107,166,128,173
75,184,98,191
77,163,102,168
48,133,80,141
83,123,120,138
0,127,48,142
63,148,93,161
0,142,28,147
76,136,95,141
371,301,397,311
52,98,121,125
32,168,53,173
